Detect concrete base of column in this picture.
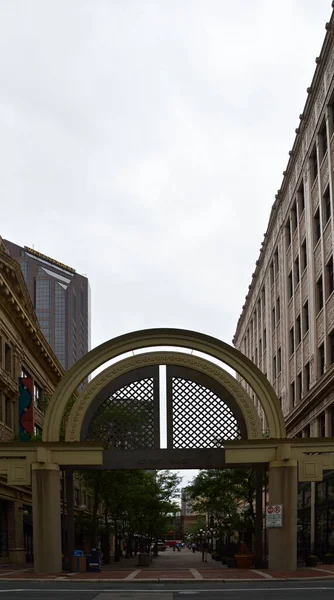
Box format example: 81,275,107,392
32,463,62,574
8,549,26,565
7,502,25,566
268,460,298,571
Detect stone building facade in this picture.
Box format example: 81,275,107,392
233,7,334,557
0,236,64,563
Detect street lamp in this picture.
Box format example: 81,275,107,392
199,529,203,546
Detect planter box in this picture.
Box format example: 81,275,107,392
226,558,236,568
234,554,254,569
305,557,318,567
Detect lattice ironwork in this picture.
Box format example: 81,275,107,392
87,377,156,449
171,377,241,448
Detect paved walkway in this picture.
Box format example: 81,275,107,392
1,548,334,581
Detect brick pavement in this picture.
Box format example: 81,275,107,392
1,548,334,581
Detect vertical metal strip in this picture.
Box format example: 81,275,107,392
166,366,174,449
153,366,160,448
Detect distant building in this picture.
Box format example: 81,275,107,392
4,240,91,370
181,488,206,534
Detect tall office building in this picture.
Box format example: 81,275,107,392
4,240,91,370
233,7,334,556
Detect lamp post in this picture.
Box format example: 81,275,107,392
210,528,216,550
199,529,203,547
78,504,87,551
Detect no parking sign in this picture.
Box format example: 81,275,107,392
265,504,283,528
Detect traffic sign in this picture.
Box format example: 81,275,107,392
265,504,283,528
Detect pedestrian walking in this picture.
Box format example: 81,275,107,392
201,540,209,562
191,542,196,553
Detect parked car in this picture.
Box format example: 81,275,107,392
157,541,166,551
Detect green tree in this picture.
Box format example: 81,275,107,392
185,468,257,544
80,469,181,562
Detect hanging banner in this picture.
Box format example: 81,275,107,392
18,377,34,440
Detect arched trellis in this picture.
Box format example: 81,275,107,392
43,328,286,441
65,351,263,442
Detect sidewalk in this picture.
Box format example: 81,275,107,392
1,563,334,582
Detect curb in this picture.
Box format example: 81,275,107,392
1,575,334,583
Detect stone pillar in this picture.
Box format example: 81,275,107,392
7,501,26,565
65,468,75,561
32,464,62,573
268,460,298,571
325,409,331,437
255,465,264,567
310,482,316,551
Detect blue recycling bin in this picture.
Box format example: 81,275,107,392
86,548,101,572
71,549,86,572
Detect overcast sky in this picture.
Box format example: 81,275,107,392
0,1,331,485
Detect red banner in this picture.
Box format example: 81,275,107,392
18,377,34,437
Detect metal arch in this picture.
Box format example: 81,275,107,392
44,328,284,442
65,352,262,443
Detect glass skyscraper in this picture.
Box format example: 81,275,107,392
4,240,91,370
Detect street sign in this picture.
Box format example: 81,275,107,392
265,504,283,528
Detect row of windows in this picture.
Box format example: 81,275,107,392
287,242,307,298
54,285,66,367
74,487,92,510
0,391,13,428
286,182,306,248
289,330,334,408
296,407,334,439
35,279,51,310
289,302,309,355
290,363,310,407
0,336,14,376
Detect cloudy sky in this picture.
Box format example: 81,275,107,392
0,1,331,484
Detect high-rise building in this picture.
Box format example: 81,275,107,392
233,7,334,557
4,240,91,370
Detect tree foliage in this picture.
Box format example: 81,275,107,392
79,469,181,561
185,468,257,537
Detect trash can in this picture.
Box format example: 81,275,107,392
137,552,150,566
71,550,86,573
86,548,101,572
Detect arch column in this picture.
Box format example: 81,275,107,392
268,460,298,571
32,463,62,573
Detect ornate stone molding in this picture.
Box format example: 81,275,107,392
0,364,18,396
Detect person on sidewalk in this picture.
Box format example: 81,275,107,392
191,542,196,553
201,540,209,562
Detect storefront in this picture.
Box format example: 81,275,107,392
315,470,334,558
297,482,311,560
23,505,33,563
0,499,8,560
298,471,334,560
